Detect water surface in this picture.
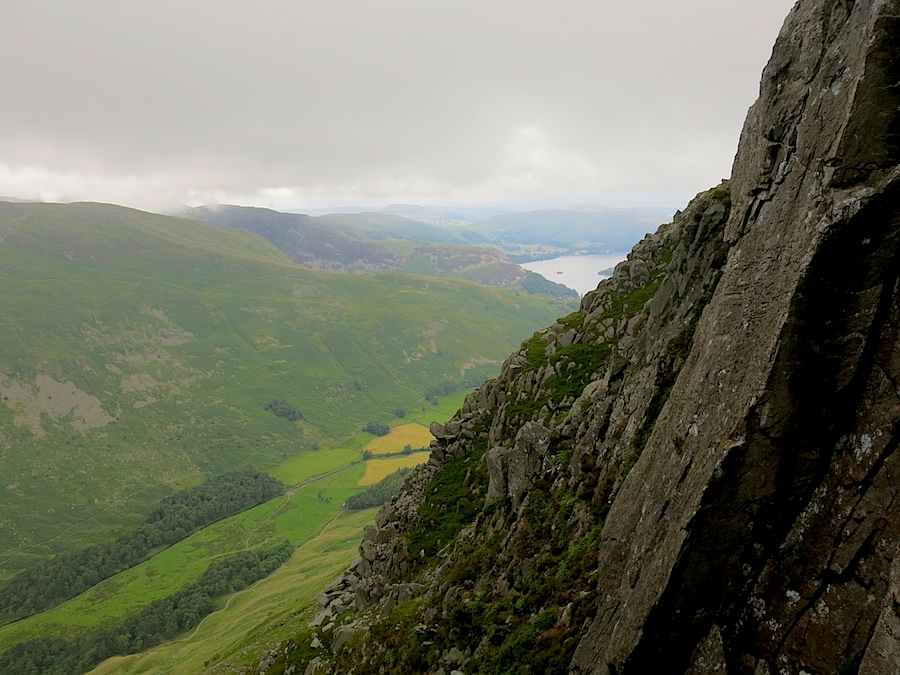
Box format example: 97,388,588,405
521,253,628,297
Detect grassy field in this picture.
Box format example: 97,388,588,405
0,201,575,579
0,388,466,668
0,466,363,652
88,508,377,675
406,390,472,427
363,423,434,455
269,441,366,486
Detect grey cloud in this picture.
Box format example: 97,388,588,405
0,0,797,209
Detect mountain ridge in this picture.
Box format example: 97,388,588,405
184,203,579,297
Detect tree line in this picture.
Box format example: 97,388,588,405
0,470,283,622
423,376,487,403
0,540,293,675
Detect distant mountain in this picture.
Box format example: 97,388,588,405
183,205,401,273
369,203,677,261
402,243,527,286
566,202,677,219
468,207,674,261
0,199,574,579
313,211,478,245
380,204,512,225
0,196,38,203
186,201,674,290
185,204,575,298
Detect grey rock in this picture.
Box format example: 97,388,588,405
684,625,727,674
303,657,323,675
860,551,900,673
484,445,511,504
332,626,361,651
397,582,424,603
307,608,331,629
556,329,577,347
505,422,551,509
360,539,377,562
628,258,649,284
443,646,465,663
573,2,900,672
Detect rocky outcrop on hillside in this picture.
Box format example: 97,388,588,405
263,182,733,674
258,0,900,673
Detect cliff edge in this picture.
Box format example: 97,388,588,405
260,1,900,673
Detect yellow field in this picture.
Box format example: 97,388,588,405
359,452,430,486
364,423,433,455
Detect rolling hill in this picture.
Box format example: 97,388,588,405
182,205,401,273
311,211,476,245
0,200,575,580
374,203,675,261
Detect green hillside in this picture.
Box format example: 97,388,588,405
0,200,574,580
312,211,475,245
0,392,462,672
184,205,401,273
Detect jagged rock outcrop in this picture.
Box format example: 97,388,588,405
260,0,900,673
571,1,900,672
273,182,734,675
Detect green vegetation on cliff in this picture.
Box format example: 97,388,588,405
260,184,733,675
345,467,412,510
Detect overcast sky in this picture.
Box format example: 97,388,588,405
0,0,796,212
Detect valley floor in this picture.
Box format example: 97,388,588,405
0,391,469,674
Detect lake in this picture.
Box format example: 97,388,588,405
521,253,628,297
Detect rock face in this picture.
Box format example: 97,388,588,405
572,1,900,671
262,1,900,673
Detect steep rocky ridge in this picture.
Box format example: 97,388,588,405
570,1,900,672
258,0,900,673
260,184,732,674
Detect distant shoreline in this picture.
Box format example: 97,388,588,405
520,252,628,297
